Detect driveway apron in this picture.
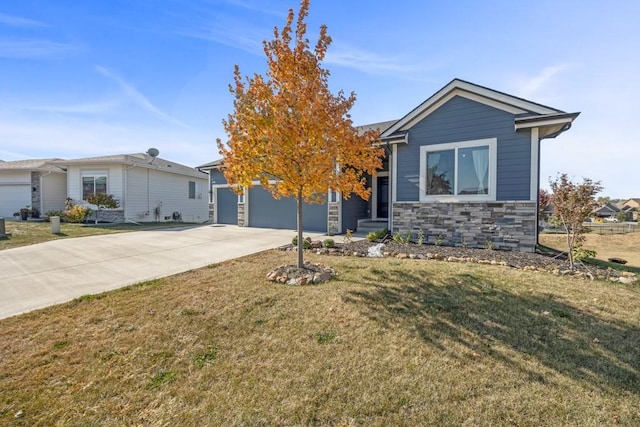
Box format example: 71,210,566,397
0,225,321,320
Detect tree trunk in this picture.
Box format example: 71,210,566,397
296,189,304,269
565,224,574,270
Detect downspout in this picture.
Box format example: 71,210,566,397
534,128,541,248
124,164,138,222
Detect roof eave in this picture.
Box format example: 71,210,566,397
515,112,580,139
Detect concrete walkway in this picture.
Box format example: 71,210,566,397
0,225,324,320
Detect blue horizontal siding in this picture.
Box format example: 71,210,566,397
209,170,228,186
395,95,532,201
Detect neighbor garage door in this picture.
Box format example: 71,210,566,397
0,184,31,218
216,187,238,224
248,187,327,232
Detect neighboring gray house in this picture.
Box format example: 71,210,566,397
0,159,66,218
200,79,579,252
593,202,620,221
51,152,209,223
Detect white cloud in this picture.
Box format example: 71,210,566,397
222,0,284,17
0,13,48,28
325,43,439,76
0,38,79,59
21,98,123,115
96,66,187,127
179,17,267,56
511,64,575,100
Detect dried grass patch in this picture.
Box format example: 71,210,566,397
1,251,639,426
540,232,640,267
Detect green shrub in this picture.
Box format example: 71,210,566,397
292,235,311,249
65,205,93,223
393,231,411,244
573,244,597,262
366,229,388,242
44,210,66,222
323,238,335,248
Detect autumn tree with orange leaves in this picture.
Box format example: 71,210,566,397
217,0,384,268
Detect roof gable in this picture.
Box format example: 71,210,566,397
381,79,577,141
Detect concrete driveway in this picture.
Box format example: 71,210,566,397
0,224,322,320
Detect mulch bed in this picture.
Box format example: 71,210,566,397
281,239,637,284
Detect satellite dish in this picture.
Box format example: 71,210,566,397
147,148,159,158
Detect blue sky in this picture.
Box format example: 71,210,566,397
1,1,638,198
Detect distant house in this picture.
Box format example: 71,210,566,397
613,198,640,221
50,153,209,223
594,202,620,221
202,79,579,252
1,152,209,223
620,198,640,221
0,159,66,218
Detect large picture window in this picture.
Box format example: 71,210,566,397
420,138,497,201
82,171,107,200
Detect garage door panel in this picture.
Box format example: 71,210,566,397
249,187,326,232
0,184,31,218
216,188,238,224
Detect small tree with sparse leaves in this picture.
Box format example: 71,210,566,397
549,173,602,269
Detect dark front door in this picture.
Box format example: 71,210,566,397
377,176,389,219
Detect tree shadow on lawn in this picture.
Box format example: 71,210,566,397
343,268,640,394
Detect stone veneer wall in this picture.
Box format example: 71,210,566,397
327,202,340,235
237,202,246,226
208,202,214,221
93,209,125,223
392,201,537,252
31,172,40,215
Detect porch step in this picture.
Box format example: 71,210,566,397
354,220,389,237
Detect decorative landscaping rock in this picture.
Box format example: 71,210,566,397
618,276,638,284
608,257,628,264
267,262,336,286
281,240,637,284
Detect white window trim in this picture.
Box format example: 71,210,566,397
81,170,108,200
419,138,497,202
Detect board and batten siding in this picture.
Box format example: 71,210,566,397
395,96,533,202
125,167,208,222
41,172,66,213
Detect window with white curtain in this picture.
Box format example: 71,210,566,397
419,138,497,201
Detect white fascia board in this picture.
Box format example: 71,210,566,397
515,116,575,130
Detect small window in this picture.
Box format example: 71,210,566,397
238,188,245,204
329,189,339,203
420,138,496,202
82,172,108,200
188,181,196,199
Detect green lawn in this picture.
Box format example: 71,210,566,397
0,220,196,251
1,250,638,425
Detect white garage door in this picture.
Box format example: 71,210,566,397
0,184,31,218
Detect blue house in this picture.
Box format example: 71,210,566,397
198,79,578,252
